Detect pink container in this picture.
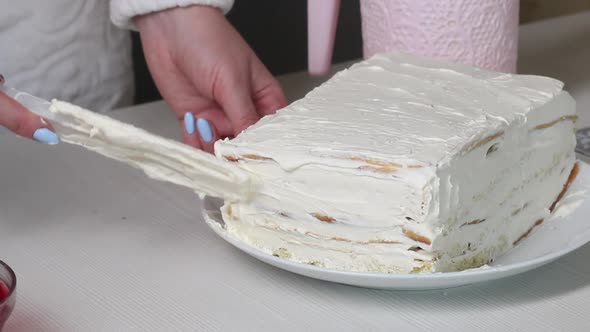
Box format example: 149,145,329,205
307,0,341,75
308,0,520,74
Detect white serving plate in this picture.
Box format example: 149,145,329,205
202,162,590,290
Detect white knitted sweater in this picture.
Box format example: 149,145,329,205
0,0,233,112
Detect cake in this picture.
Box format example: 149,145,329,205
214,52,578,273
47,52,578,274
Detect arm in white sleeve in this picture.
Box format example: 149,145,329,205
110,0,234,30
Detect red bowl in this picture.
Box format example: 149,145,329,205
0,260,16,331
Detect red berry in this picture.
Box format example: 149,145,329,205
0,281,9,301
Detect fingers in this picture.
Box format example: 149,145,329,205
0,79,58,144
181,112,202,150
253,79,288,117
249,58,289,117
196,117,216,153
213,70,260,136
182,109,229,153
138,36,231,153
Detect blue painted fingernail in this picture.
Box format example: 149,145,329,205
197,118,213,143
184,112,195,134
33,128,59,145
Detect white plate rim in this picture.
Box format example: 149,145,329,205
204,213,588,282
202,162,590,289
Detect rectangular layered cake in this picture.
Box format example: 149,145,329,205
215,52,578,273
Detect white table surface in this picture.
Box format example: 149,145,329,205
2,12,590,332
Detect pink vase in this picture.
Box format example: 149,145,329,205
308,0,520,74
307,0,341,75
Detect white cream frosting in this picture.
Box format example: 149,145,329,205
215,52,577,273
48,100,255,202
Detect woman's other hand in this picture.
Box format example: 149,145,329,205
135,5,287,153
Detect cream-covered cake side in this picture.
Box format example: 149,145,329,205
428,92,577,271
214,52,577,273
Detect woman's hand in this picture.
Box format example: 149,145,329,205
135,5,287,152
0,75,59,145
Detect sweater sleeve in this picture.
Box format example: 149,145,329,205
110,0,234,30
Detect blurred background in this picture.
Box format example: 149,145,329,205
132,0,590,104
